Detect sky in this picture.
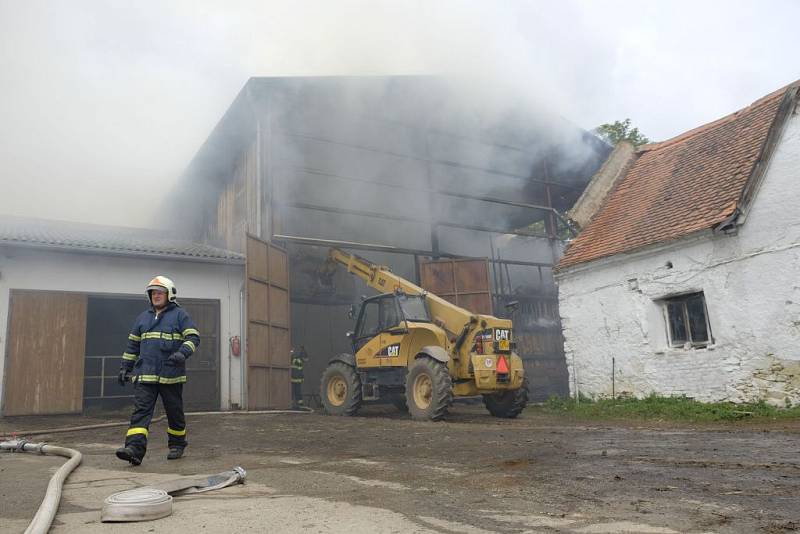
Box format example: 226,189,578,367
0,0,797,227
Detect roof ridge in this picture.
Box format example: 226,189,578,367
638,79,800,154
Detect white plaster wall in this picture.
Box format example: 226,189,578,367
557,110,800,405
0,248,245,410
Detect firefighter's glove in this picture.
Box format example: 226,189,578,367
168,352,186,365
118,368,131,386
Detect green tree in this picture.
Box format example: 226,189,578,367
594,118,650,147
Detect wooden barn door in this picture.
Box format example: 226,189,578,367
419,258,493,314
3,290,87,415
245,235,291,409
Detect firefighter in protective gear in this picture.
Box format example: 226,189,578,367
291,346,307,408
115,276,200,465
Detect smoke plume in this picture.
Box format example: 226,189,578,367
1,1,797,227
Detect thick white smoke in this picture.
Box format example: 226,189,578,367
0,0,796,226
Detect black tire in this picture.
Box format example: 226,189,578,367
482,377,529,418
320,361,362,416
405,357,453,421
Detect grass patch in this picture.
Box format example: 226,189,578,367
533,393,800,422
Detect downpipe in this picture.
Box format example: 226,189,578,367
0,439,82,534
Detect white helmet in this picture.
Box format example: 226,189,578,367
146,275,177,303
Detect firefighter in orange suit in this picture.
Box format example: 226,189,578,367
116,276,200,465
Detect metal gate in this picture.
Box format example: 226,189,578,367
3,290,88,416
246,234,291,409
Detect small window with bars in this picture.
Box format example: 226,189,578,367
663,292,713,348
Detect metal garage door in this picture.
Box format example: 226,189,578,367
246,234,291,409
2,290,88,416
181,299,221,411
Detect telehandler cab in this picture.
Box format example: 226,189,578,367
319,248,529,421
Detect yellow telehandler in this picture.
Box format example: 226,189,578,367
318,248,529,421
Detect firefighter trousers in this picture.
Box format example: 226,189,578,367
124,382,186,459
292,382,303,406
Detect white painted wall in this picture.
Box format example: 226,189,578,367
557,111,800,405
0,247,245,410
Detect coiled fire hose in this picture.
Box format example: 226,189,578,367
101,466,247,522
0,440,82,534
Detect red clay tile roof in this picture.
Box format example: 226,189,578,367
559,84,796,270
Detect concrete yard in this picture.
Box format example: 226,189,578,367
1,406,799,533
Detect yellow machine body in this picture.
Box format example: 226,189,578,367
330,248,526,396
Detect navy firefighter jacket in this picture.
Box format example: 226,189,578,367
120,302,200,384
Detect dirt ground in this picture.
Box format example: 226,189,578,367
1,404,799,534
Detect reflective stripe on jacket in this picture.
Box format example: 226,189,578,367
291,357,304,384
120,302,200,384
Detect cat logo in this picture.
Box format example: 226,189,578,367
494,329,511,341
378,344,401,358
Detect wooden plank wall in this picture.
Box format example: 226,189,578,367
207,140,258,253
246,235,291,409
419,258,493,315
3,291,87,416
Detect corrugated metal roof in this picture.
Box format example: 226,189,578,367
0,215,244,264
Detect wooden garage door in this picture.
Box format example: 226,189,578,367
246,234,291,409
419,258,493,314
3,291,87,416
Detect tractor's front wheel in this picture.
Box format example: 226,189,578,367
482,377,529,418
405,357,453,421
320,361,362,416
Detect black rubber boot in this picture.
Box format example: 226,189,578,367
115,447,142,466
167,447,184,460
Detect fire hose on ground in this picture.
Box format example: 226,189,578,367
0,408,312,532
0,440,82,534
100,466,248,522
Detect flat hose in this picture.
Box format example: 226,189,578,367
0,440,82,534
0,408,313,440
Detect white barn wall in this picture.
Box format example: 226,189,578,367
0,248,244,410
557,112,800,405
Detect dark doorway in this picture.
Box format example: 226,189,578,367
83,295,220,412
